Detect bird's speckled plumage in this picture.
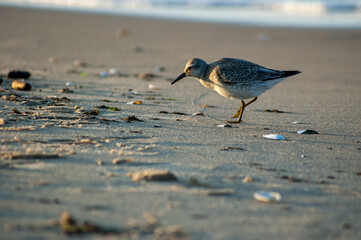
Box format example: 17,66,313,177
172,57,300,123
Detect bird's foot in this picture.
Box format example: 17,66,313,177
226,120,243,124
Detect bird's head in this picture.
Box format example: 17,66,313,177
171,58,207,85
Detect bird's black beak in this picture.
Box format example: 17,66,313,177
171,72,186,85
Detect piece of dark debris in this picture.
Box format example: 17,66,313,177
122,116,144,122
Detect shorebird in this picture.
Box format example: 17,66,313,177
172,58,300,123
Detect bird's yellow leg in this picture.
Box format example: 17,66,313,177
227,100,245,124
231,97,258,118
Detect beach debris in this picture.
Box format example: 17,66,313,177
189,177,213,188
108,106,121,111
263,134,285,140
83,110,99,115
108,68,119,75
11,108,21,114
200,104,215,108
11,80,31,91
96,160,104,166
155,66,165,72
217,124,232,128
48,56,59,63
297,129,319,134
7,70,31,79
0,118,5,125
263,109,285,113
99,71,109,77
65,82,72,87
253,191,281,203
220,146,244,151
292,121,302,124
112,158,133,165
58,88,74,93
73,59,86,67
242,176,253,183
127,169,177,182
133,73,155,80
192,112,205,116
60,211,120,235
127,100,143,105
79,72,88,77
148,83,160,90
115,28,129,37
122,116,144,122
0,77,3,85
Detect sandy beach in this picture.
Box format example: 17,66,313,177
1,6,361,240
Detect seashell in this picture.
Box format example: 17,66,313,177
148,83,160,90
65,82,72,87
99,72,109,77
126,101,143,105
292,121,302,124
297,129,319,134
192,112,205,116
253,191,281,203
263,134,285,140
217,124,232,128
108,68,119,75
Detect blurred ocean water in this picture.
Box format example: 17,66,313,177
1,0,361,28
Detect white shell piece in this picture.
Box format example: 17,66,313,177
108,68,119,75
292,121,301,124
253,191,281,203
148,83,158,90
263,134,285,140
65,82,72,87
217,124,232,128
192,112,205,116
297,130,306,134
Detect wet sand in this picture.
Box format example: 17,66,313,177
1,6,361,240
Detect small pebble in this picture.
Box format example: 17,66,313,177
242,176,253,183
73,59,86,67
12,80,31,91
7,70,31,79
65,82,72,87
96,160,104,166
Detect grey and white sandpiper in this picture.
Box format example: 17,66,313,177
172,58,301,123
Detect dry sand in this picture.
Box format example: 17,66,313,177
0,6,361,240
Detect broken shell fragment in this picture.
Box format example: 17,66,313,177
12,80,31,91
253,191,281,203
192,112,205,116
127,101,143,105
217,124,232,128
297,129,319,134
148,83,160,90
263,134,285,140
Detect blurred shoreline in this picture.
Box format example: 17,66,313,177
1,0,361,29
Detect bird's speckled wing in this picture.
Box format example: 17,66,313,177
209,58,283,84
